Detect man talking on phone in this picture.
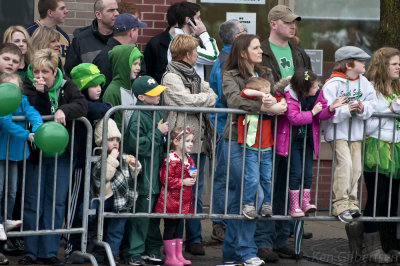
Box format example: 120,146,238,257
167,2,219,80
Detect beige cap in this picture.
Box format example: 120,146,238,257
268,5,301,23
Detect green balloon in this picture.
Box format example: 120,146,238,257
0,82,22,116
34,122,69,156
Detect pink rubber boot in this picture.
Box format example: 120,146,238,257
288,189,305,217
302,189,317,215
163,239,183,266
175,239,191,265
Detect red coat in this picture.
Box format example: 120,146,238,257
155,151,195,214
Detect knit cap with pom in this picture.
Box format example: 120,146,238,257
94,118,122,147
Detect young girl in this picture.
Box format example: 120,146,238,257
0,73,42,240
281,69,345,217
155,126,198,266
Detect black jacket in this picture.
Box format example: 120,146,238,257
64,19,113,75
261,39,311,83
23,77,88,164
143,28,171,83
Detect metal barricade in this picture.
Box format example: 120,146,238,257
93,106,400,265
3,115,97,265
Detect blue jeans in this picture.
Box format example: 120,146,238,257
212,138,228,227
289,139,313,190
92,197,126,255
254,155,290,250
184,153,205,245
243,149,272,205
0,160,19,222
23,153,70,260
222,141,263,263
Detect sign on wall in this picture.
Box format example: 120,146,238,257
201,0,265,4
226,12,257,35
305,50,323,76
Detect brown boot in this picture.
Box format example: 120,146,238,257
345,221,363,262
364,232,392,264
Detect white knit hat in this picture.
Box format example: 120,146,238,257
94,118,122,147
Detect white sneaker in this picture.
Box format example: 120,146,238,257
244,256,265,266
5,220,22,231
0,224,7,241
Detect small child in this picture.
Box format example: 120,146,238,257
282,69,345,217
0,73,43,240
0,43,22,75
237,77,287,219
155,126,197,266
91,118,142,261
122,75,168,265
323,46,377,223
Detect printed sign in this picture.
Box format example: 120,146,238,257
305,50,323,76
201,0,265,4
226,12,257,35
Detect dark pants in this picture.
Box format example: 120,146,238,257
164,219,181,240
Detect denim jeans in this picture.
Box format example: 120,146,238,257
254,155,290,250
184,153,206,245
23,153,71,260
222,140,263,263
212,137,228,227
289,139,313,190
0,160,19,222
91,197,126,255
243,148,272,205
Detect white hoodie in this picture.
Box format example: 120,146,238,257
322,75,377,142
366,92,400,142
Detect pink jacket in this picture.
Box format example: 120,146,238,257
275,86,334,158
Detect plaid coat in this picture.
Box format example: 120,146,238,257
91,154,141,212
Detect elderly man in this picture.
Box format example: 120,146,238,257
255,5,312,263
208,19,247,243
64,0,119,74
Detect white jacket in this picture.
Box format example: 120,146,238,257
167,28,219,80
366,93,400,142
323,75,377,142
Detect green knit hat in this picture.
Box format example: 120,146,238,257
71,63,106,91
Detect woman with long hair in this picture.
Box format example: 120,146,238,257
3,26,33,80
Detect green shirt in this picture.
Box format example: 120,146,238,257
269,41,294,78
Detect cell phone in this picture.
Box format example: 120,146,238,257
187,17,197,26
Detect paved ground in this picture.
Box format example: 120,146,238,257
5,216,399,265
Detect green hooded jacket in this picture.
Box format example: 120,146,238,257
102,45,143,130
124,101,165,195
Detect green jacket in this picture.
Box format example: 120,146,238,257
103,44,143,130
124,101,165,195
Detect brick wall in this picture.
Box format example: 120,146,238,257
61,0,194,52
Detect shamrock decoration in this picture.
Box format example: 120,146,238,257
280,57,291,69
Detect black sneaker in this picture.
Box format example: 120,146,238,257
36,257,64,266
141,254,164,264
127,255,145,266
18,256,36,265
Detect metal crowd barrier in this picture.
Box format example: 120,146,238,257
4,115,97,265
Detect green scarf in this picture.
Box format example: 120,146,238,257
27,65,63,114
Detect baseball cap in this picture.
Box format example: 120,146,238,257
268,5,301,23
132,76,167,97
335,46,371,62
113,13,147,32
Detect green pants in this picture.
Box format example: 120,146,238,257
121,194,162,260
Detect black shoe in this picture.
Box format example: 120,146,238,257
257,248,279,262
185,243,205,255
274,245,303,260
36,257,64,266
303,232,313,239
3,238,24,256
18,256,36,265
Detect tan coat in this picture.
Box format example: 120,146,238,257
162,72,217,154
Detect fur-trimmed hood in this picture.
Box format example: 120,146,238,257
271,76,292,95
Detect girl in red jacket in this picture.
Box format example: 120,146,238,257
155,126,197,266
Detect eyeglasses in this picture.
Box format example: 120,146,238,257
236,26,248,36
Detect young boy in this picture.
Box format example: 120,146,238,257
238,77,287,219
122,76,168,265
323,46,377,223
92,118,141,263
102,45,143,130
0,43,22,74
